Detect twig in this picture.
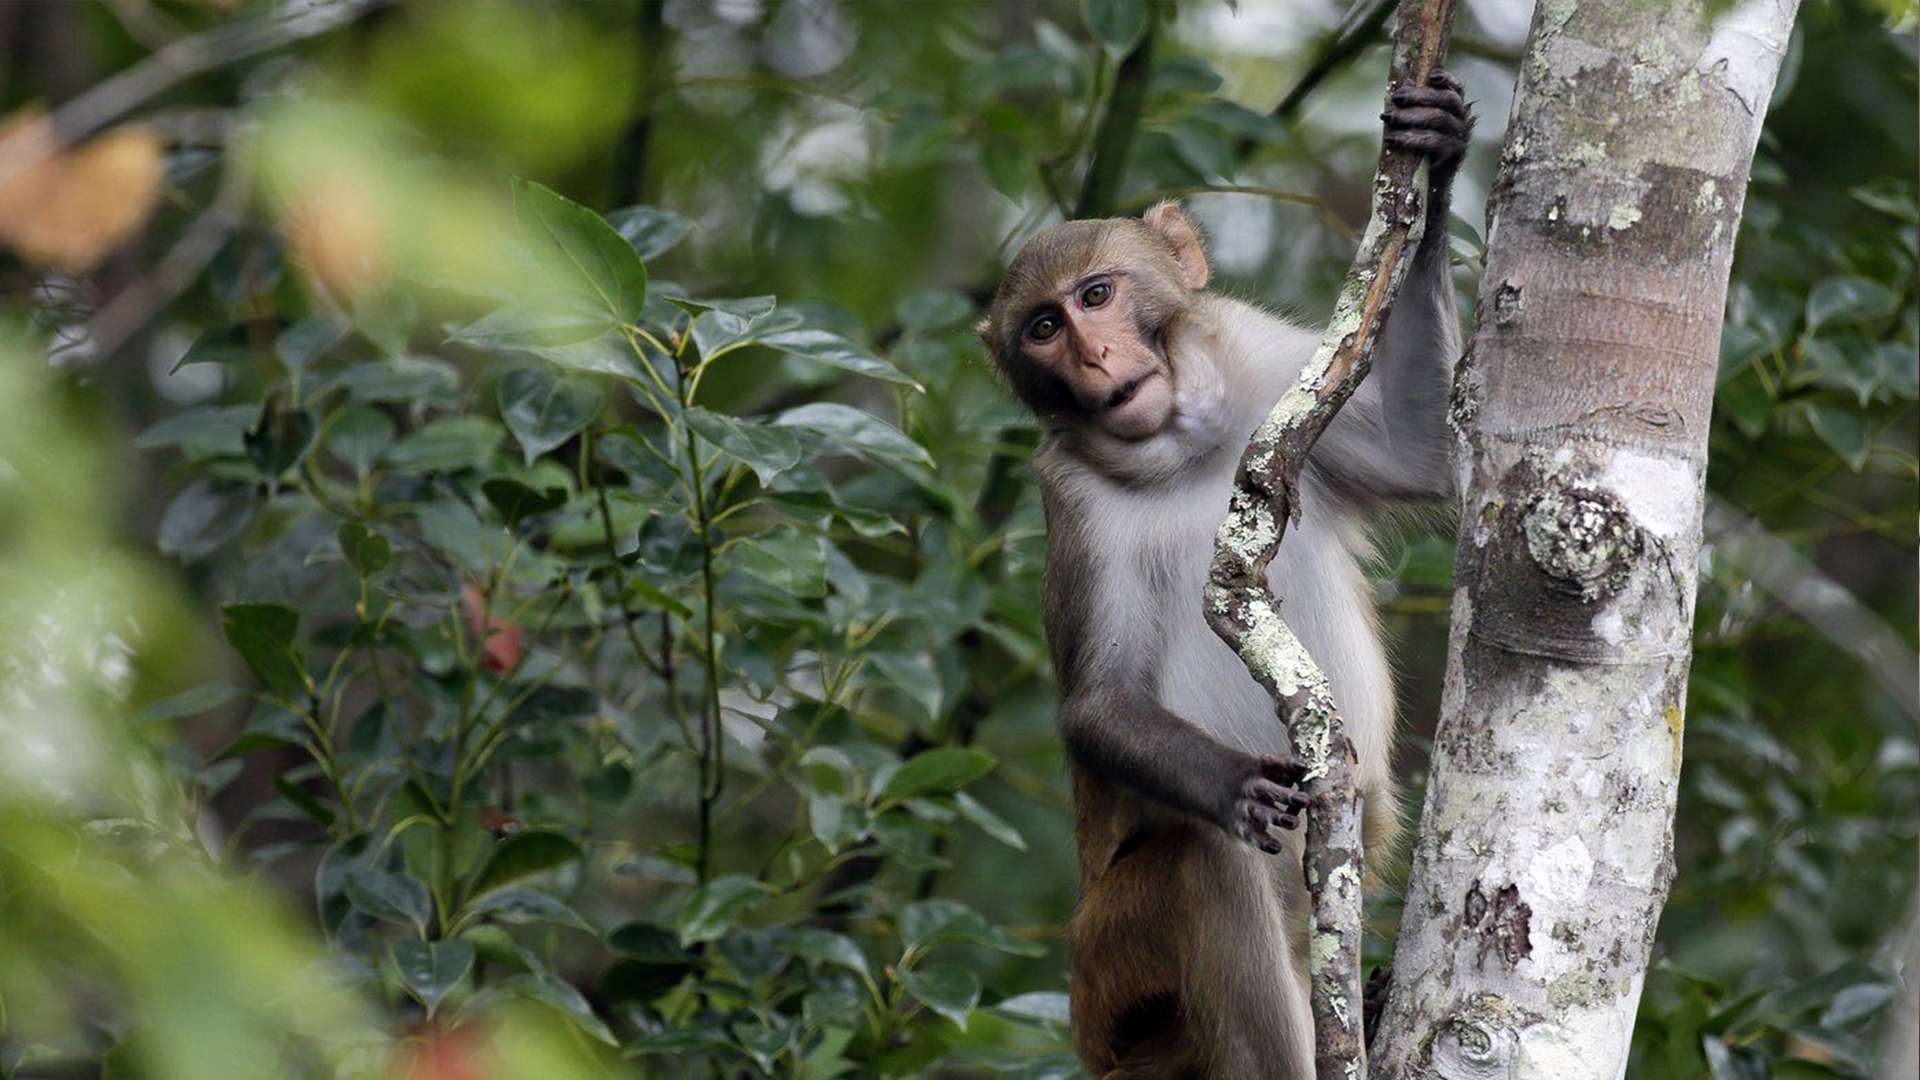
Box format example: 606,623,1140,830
1202,2,1456,1078
84,121,248,362
0,0,373,188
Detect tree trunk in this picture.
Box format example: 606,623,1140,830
1370,2,1799,1078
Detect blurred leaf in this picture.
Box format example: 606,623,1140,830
135,404,254,458
728,525,827,597
276,316,352,372
761,328,922,389
881,747,996,802
789,927,870,980
686,407,804,485
471,830,582,897
158,480,254,560
344,868,432,931
1083,0,1149,56
244,399,317,478
392,939,473,1012
900,898,1045,957
677,874,770,945
954,791,1027,851
482,477,568,526
896,289,975,333
1805,275,1899,330
327,406,395,477
1818,983,1894,1029
900,963,981,1030
608,205,694,260
775,403,933,467
497,366,604,464
1804,403,1872,470
512,178,647,326
387,416,503,472
272,775,336,828
139,683,245,721
220,602,308,699
338,522,391,575
467,888,594,933
996,991,1071,1024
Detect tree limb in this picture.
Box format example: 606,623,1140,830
1202,2,1455,1077
1072,4,1158,220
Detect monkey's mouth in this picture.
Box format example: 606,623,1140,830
1103,373,1156,411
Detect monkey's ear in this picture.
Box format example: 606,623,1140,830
974,317,992,346
1143,200,1209,290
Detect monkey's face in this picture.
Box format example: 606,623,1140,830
1012,270,1176,440
983,208,1209,442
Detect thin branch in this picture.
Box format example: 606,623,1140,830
1202,2,1456,1078
0,0,373,188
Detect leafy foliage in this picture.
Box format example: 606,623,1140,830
0,3,1912,1080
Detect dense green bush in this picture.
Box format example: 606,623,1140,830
0,3,1913,1079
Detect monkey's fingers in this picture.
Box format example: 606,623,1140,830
1390,85,1469,119
1382,105,1469,141
1257,752,1309,786
1426,67,1465,96
1385,129,1467,160
1241,803,1289,853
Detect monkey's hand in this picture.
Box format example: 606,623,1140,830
1228,753,1312,855
1364,965,1392,1047
1383,68,1474,194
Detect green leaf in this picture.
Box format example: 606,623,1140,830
628,576,693,619
482,477,569,526
391,939,474,1012
343,868,432,931
326,406,394,477
467,888,594,933
220,603,308,700
496,973,618,1045
761,328,922,389
470,830,583,898
775,402,933,467
158,480,254,561
450,294,610,352
271,774,335,828
789,927,870,980
895,289,974,334
676,874,770,945
136,404,254,459
685,407,803,485
900,964,981,1030
337,522,391,575
497,366,604,464
954,791,1027,851
900,898,1046,957
512,178,648,327
867,652,943,722
328,356,462,404
809,794,869,854
607,205,695,260
139,684,245,721
996,991,1071,1024
1805,402,1872,470
276,316,351,372
1083,0,1150,56
728,525,828,597
1805,275,1899,330
797,746,860,798
386,416,503,473
244,400,317,478
880,747,996,802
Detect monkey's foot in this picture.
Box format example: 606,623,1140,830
1232,753,1312,855
1382,68,1474,169
1364,965,1392,1047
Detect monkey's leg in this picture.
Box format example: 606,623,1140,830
1181,832,1316,1080
1070,825,1195,1077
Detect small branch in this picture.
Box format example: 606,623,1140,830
0,0,373,188
609,0,671,207
1072,5,1158,220
1202,2,1456,1078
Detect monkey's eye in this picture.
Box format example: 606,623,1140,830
1028,314,1062,342
1080,281,1113,308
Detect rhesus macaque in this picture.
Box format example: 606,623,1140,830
979,73,1472,1079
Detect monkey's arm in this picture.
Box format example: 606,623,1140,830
1058,688,1308,854
1311,70,1471,504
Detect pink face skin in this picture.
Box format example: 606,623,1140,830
1019,271,1176,440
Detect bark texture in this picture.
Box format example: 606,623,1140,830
1370,2,1800,1078
1204,3,1455,1077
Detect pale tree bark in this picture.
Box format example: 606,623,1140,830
1371,2,1800,1078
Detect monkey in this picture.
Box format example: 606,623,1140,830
978,72,1472,1080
